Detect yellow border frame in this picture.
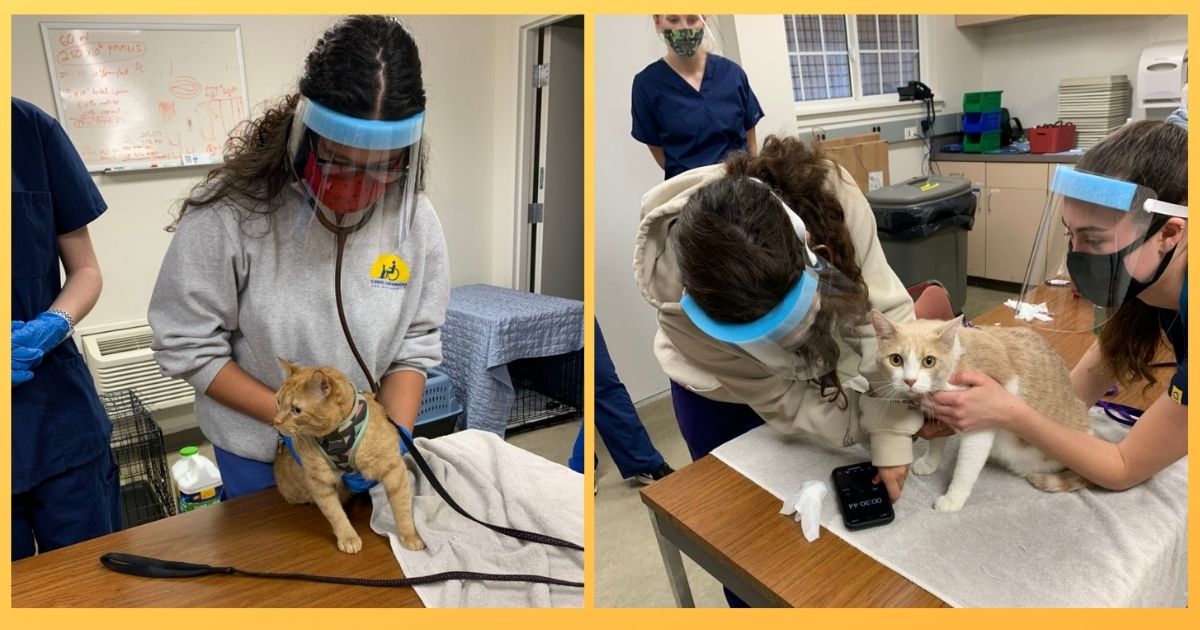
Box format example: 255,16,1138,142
2,1,1195,625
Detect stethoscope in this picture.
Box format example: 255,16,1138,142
311,204,379,397
100,142,584,592
304,155,586,555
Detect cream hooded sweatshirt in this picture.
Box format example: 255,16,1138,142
633,162,924,466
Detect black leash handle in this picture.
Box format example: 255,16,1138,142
102,553,236,578
396,428,584,552
100,553,582,589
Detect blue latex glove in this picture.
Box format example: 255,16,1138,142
12,343,43,385
12,311,72,355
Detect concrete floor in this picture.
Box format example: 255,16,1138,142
595,394,727,607
595,283,1013,608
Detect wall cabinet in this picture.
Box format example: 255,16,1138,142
935,160,1060,284
954,15,1048,28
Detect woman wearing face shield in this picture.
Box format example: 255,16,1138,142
631,14,764,180
635,136,951,503
148,15,449,499
928,116,1187,491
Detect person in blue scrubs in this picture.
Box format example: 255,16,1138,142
632,14,765,180
11,97,121,560
571,320,674,486
930,114,1188,491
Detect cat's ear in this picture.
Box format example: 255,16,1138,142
937,316,964,346
870,310,896,341
306,370,332,399
278,357,297,375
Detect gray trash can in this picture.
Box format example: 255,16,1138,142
866,175,977,314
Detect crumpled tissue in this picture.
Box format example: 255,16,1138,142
779,480,828,542
1006,299,1053,322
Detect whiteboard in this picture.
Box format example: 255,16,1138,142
40,22,250,173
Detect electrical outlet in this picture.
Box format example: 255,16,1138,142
903,126,920,140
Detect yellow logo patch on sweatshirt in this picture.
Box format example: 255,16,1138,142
369,254,409,290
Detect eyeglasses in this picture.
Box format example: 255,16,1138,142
310,138,409,183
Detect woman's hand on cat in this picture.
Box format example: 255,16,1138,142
929,370,1027,432
873,464,909,502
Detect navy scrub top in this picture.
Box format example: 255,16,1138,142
1160,278,1187,406
11,97,112,494
631,54,765,180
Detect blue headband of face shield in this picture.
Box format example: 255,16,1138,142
681,268,820,346
1049,165,1188,218
300,98,424,150
680,179,823,347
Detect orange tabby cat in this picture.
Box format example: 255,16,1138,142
272,359,425,553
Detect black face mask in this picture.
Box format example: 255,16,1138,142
1066,216,1176,308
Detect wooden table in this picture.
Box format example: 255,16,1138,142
12,489,423,607
641,285,1170,607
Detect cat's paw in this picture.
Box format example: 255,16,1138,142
400,534,426,551
933,493,966,512
337,532,363,554
911,456,938,476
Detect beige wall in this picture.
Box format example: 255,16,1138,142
12,14,547,329
977,15,1186,125
594,15,674,402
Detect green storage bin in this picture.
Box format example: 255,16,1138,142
963,91,1002,113
962,131,1001,153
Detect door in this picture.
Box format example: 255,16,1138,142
529,22,584,300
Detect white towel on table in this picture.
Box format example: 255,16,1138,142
369,429,584,608
711,409,1187,607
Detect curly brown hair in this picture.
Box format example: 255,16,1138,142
673,135,870,404
1078,120,1188,390
674,135,868,322
169,15,427,230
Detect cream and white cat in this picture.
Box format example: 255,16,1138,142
870,311,1092,512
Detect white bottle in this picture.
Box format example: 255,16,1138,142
171,446,223,513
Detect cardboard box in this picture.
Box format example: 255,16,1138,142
817,132,881,149
817,135,890,194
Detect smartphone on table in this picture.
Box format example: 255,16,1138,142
831,462,895,530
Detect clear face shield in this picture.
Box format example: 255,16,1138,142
680,190,869,373
1015,165,1187,333
287,96,424,251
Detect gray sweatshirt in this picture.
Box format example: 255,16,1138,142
149,190,450,462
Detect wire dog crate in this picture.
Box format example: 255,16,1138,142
102,390,176,528
505,349,583,434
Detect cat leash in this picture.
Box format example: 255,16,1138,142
1095,371,1179,427
101,231,584,591
98,427,585,591
100,553,584,588
334,229,581,554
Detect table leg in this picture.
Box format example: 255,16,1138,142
648,508,695,608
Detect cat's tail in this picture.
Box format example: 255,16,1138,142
1026,470,1090,492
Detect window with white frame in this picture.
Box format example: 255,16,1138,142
785,15,921,104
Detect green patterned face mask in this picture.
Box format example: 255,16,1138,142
662,28,705,57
